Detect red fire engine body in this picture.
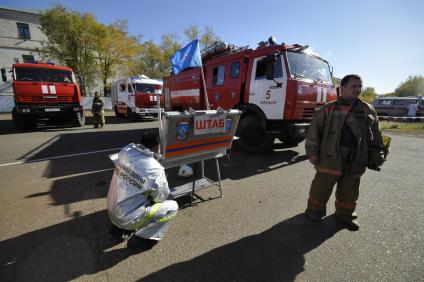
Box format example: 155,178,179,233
2,63,85,130
111,75,164,121
164,39,337,153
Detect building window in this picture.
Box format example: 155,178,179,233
230,62,240,78
213,65,225,86
17,23,31,40
22,55,35,63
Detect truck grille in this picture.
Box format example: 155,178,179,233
294,105,316,119
19,96,73,103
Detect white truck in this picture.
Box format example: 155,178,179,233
111,75,163,120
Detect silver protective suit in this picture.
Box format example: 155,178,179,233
107,143,178,240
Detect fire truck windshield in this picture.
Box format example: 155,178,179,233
132,83,158,93
15,67,73,83
286,52,332,84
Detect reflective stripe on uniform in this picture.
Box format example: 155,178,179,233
131,203,161,230
308,196,326,208
314,166,342,176
335,199,356,210
157,211,177,223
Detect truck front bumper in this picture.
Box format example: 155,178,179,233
289,122,310,138
15,103,83,116
135,107,164,115
267,121,310,138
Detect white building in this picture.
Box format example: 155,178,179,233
0,7,46,94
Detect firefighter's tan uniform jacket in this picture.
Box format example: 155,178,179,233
305,97,385,177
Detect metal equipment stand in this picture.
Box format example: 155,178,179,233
167,153,224,204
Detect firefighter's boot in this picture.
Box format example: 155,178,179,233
305,208,326,222
335,214,360,231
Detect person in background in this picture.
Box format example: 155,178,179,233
407,102,418,120
92,91,105,128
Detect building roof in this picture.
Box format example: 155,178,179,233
0,6,41,15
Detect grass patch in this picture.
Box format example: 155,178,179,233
380,121,424,135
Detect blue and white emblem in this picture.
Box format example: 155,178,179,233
224,118,232,133
176,122,190,140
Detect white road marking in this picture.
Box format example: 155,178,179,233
51,167,115,179
0,148,121,167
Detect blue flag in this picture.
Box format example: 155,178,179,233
171,39,202,74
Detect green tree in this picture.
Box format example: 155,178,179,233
159,33,181,75
137,40,164,78
39,5,98,95
183,25,220,50
360,87,376,103
184,25,200,41
394,75,424,97
200,26,220,50
94,22,140,94
381,92,396,97
332,77,341,86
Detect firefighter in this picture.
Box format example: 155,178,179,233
107,132,178,250
407,102,418,119
91,91,105,128
304,74,385,230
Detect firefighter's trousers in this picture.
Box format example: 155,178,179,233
93,112,105,127
307,147,362,218
116,200,178,241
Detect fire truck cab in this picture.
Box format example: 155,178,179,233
1,63,84,130
164,37,337,153
111,75,163,120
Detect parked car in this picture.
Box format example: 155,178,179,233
372,96,423,116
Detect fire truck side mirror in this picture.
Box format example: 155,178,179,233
1,68,7,82
265,54,276,80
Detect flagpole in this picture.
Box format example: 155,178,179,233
157,91,162,154
200,66,210,110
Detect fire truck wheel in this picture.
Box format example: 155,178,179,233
12,108,37,130
126,108,138,122
235,115,274,154
72,112,85,127
114,106,124,118
278,136,306,147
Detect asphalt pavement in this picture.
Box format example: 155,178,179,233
0,112,423,281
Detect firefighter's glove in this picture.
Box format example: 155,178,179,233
367,149,385,171
367,162,381,171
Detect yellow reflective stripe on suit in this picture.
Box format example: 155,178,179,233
132,203,160,230
157,212,177,223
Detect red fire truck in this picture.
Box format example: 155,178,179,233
1,63,85,130
111,75,164,121
163,37,337,153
